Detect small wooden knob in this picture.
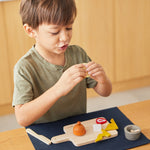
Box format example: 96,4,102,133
73,121,86,136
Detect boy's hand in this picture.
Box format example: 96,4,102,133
84,61,107,84
55,64,86,96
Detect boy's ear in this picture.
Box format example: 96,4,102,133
23,24,36,38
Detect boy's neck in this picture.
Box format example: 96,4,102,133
35,45,65,66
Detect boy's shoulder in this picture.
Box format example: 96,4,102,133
14,46,36,71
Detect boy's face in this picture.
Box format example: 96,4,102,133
33,23,73,55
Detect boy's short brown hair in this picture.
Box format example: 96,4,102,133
20,0,77,29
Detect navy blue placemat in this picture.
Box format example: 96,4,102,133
26,107,150,150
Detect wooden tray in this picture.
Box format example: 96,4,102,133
51,118,118,147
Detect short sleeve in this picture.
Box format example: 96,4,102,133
12,66,33,106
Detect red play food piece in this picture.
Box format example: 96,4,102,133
96,118,107,124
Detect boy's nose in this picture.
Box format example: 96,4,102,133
59,31,68,42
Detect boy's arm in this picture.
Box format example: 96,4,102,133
84,61,112,96
93,78,112,96
15,85,61,127
15,64,86,127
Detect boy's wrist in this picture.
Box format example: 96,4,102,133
52,83,65,98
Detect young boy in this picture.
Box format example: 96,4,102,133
13,0,112,127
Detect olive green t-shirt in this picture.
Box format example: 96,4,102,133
12,45,97,124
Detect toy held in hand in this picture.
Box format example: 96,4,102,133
83,63,90,78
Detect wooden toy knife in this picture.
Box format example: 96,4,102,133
26,128,51,145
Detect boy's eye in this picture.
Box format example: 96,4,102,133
50,31,60,35
66,27,72,31
49,27,72,35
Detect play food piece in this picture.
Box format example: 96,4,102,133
85,73,90,78
73,121,86,136
95,129,111,142
105,118,118,131
93,124,102,132
83,63,90,77
96,117,107,124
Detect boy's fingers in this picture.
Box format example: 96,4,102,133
74,63,85,68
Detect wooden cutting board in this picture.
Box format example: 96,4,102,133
51,118,118,147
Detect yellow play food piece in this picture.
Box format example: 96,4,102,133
105,118,118,131
85,73,90,78
83,63,90,78
95,129,111,142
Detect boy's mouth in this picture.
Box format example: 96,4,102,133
59,44,68,50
